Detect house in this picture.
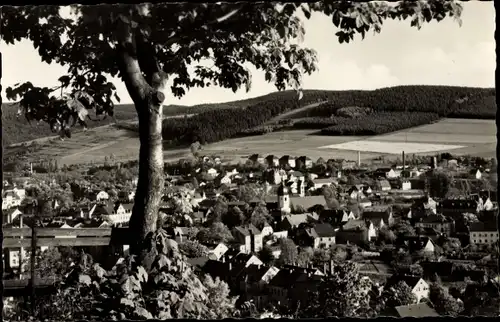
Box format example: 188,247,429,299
248,154,265,165
118,190,135,202
319,209,353,227
99,202,133,225
471,169,482,180
362,206,394,226
311,178,333,190
279,155,296,168
305,223,337,249
265,155,280,167
2,190,23,210
377,179,392,191
280,213,319,231
215,172,232,186
415,214,455,236
173,226,197,243
402,180,412,191
232,224,264,253
88,190,110,202
267,168,288,184
423,197,438,214
208,243,229,261
386,303,439,317
235,264,280,295
386,275,430,302
295,156,313,169
268,265,323,308
477,196,494,212
439,199,478,216
207,168,218,178
4,208,22,224
347,186,365,200
469,221,499,245
399,236,436,253
260,222,274,236
335,219,375,244
290,196,327,212
288,171,305,183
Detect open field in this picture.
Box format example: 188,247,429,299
5,118,495,166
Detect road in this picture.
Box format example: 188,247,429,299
264,100,329,124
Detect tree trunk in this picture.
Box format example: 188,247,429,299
116,22,167,262
128,96,164,256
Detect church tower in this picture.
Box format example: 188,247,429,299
277,180,291,213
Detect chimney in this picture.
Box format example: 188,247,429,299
402,151,406,173
432,156,437,169
358,151,361,167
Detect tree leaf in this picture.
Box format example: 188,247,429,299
136,266,148,283
78,274,92,286
120,297,135,308
134,307,153,320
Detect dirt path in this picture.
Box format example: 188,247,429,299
265,100,329,124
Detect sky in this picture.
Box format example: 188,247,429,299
2,1,495,106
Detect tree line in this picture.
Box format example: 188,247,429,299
320,112,441,136
302,86,495,119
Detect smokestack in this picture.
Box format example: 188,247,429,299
432,156,437,169
402,151,405,172
358,151,361,167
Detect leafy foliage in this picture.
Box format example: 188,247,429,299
12,229,238,320
179,240,210,258
277,238,299,266
429,283,464,316
380,281,417,308
301,261,373,318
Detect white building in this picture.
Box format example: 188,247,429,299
469,222,499,245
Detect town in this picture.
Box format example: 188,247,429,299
3,150,499,318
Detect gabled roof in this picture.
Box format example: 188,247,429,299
378,179,391,187
290,196,327,211
311,223,336,238
419,214,452,224
393,303,439,317
283,213,318,227
115,202,134,213
233,224,261,236
341,219,368,231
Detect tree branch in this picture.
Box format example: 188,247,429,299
115,19,149,104
135,30,161,86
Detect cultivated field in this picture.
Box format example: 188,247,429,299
6,118,496,166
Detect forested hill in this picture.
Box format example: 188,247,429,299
2,85,495,146
161,85,496,145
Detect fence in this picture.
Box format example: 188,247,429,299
3,227,129,313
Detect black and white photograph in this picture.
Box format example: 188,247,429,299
1,0,498,320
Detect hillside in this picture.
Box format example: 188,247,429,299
160,85,496,145
2,85,495,146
